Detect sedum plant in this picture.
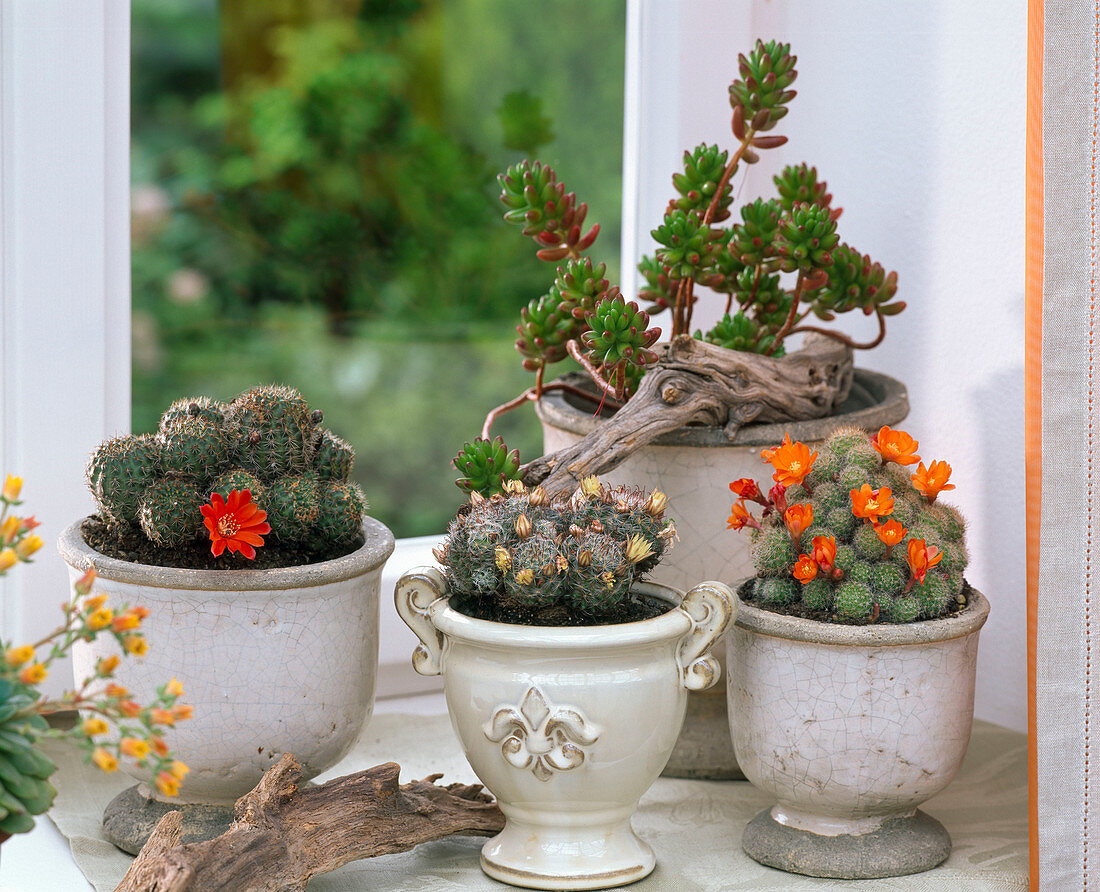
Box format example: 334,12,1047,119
727,426,967,624
434,478,676,625
86,385,367,566
461,40,904,491
0,476,190,838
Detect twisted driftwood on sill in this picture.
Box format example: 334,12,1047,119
114,755,504,892
523,332,855,498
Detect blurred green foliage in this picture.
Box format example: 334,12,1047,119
131,0,624,536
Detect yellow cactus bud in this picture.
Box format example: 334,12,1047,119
600,571,616,590
624,534,655,564
555,555,569,572
469,491,486,506
528,486,548,507
578,549,592,568
514,514,532,539
644,490,669,516
588,519,605,534
0,549,16,572
14,534,42,559
580,476,602,498
503,479,526,495
614,499,631,514
568,524,585,540
514,568,535,586
0,516,19,545
4,645,34,667
495,546,512,572
2,475,22,502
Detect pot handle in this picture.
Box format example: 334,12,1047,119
395,567,449,677
675,581,736,692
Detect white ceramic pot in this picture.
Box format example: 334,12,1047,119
537,368,908,780
727,584,990,879
58,517,394,804
396,568,734,891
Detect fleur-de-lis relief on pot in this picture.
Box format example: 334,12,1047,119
483,686,600,782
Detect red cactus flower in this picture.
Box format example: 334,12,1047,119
792,554,819,583
871,426,921,466
906,538,943,586
201,490,271,559
811,534,838,576
911,460,956,504
850,484,895,523
726,499,760,532
729,478,765,504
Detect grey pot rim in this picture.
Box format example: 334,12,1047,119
429,579,692,651
733,580,989,647
57,516,395,592
535,367,908,448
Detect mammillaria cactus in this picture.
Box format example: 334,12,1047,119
435,478,676,625
85,385,366,567
728,426,968,624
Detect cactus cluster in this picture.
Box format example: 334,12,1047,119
0,680,56,836
87,385,366,556
730,427,968,624
435,478,676,623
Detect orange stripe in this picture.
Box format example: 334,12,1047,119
1025,0,1044,886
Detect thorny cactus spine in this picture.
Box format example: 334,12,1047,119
728,426,967,624
86,385,366,557
435,478,676,622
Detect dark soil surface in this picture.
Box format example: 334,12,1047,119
450,591,670,627
737,578,972,625
82,516,362,570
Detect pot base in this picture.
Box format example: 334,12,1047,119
660,689,744,780
741,806,951,879
479,818,655,890
102,784,234,855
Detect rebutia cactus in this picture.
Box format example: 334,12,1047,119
435,478,676,621
86,385,366,556
728,426,967,624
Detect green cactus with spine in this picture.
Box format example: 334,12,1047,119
733,425,968,624
436,478,675,623
86,385,367,560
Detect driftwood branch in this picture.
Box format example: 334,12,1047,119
115,755,504,892
523,333,854,498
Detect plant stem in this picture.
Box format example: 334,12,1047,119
565,340,618,397
765,270,806,355
788,309,888,350
479,381,622,439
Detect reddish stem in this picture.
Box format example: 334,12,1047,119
480,382,622,440
565,340,618,396
787,308,888,351
765,270,806,356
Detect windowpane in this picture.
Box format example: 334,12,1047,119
131,0,625,537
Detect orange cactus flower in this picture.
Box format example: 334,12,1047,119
811,535,838,573
906,539,944,586
766,435,819,488
871,426,921,466
792,554,819,583
729,478,764,503
201,489,271,559
874,519,908,551
911,460,956,504
784,504,814,540
850,485,895,522
727,499,760,531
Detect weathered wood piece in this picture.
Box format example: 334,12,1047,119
114,756,504,892
524,333,854,497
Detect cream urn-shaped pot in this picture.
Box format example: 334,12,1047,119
58,517,394,852
727,584,990,879
396,568,734,891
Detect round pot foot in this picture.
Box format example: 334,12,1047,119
480,819,654,890
741,806,951,879
660,690,745,780
102,784,234,855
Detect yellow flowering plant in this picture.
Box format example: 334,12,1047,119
0,476,191,837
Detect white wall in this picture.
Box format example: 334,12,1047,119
0,1,132,694
625,1,1026,731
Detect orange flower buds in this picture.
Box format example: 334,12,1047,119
793,554,819,583
850,485,894,522
17,663,46,685
155,770,182,797
873,519,908,555
123,636,148,656
81,717,108,737
4,645,34,667
171,704,194,722
112,612,142,633
0,516,19,545
119,700,143,718
92,748,118,773
166,677,184,698
2,475,23,502
765,435,818,487
784,505,814,549
120,737,151,760
729,478,764,503
87,608,114,631
811,535,839,576
96,655,120,676
74,567,98,596
906,539,943,586
0,550,15,573
911,460,955,504
150,708,176,726
104,683,129,698
871,426,921,466
14,534,42,559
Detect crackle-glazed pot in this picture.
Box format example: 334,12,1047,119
58,517,394,849
727,584,990,879
396,568,734,891
537,367,908,780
